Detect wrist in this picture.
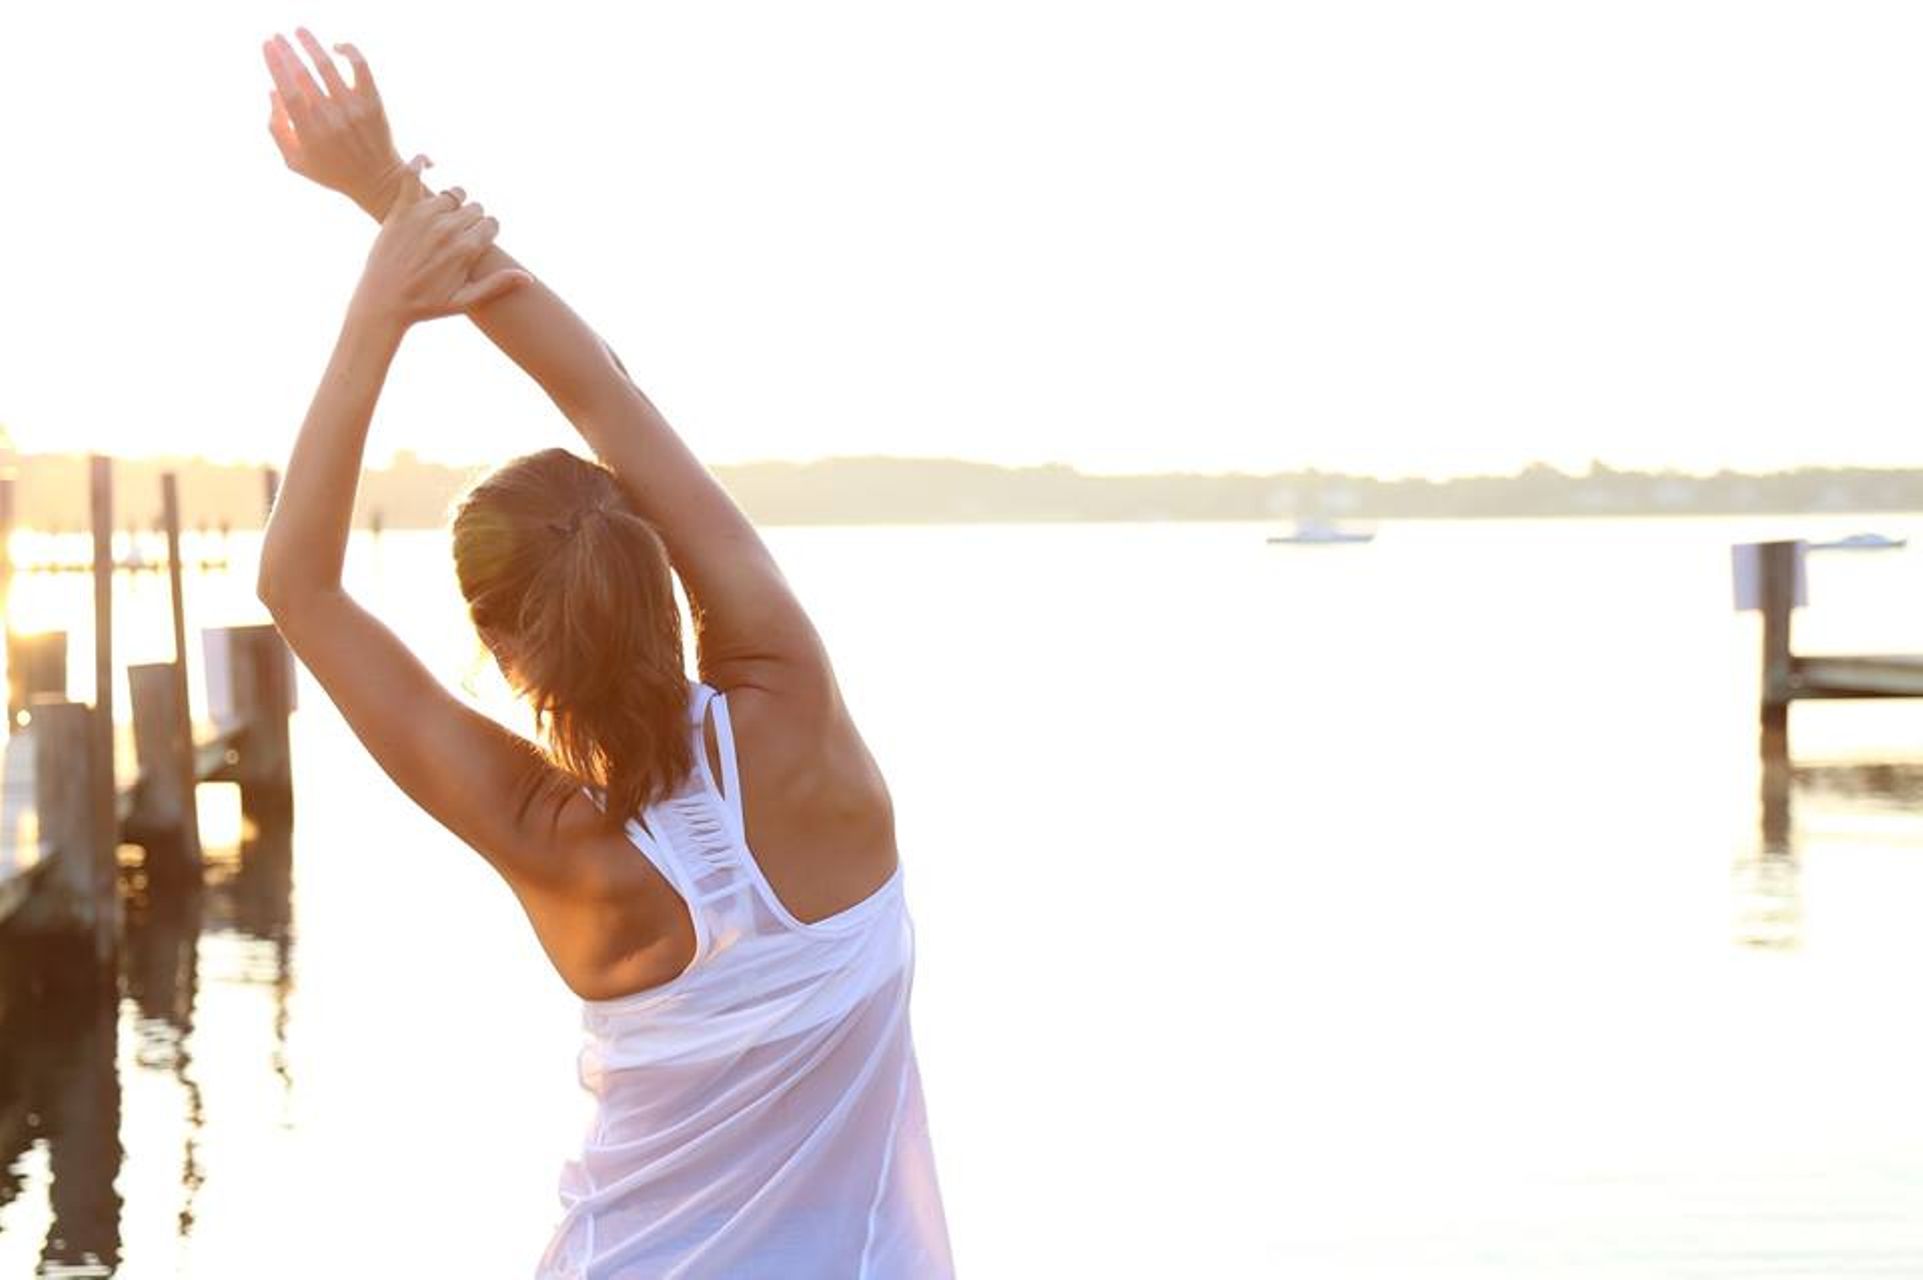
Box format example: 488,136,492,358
343,290,410,349
351,154,415,220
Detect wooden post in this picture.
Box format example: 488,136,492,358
12,700,114,963
6,631,67,734
127,664,199,878
1758,540,1799,763
87,457,117,928
262,467,280,524
1759,747,1792,858
159,473,202,867
204,624,295,821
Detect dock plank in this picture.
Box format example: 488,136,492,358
1792,654,1923,700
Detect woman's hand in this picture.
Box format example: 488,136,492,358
348,173,532,334
264,27,412,217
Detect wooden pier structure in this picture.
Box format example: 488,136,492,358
1737,538,1923,761
0,456,294,976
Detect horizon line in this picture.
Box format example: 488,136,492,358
7,448,1923,485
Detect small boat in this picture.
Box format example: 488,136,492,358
1266,517,1375,546
1808,532,1907,552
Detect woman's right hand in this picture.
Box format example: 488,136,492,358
348,171,532,333
263,27,414,218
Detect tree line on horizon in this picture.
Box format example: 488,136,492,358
5,451,1921,530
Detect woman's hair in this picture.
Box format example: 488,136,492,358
450,447,692,833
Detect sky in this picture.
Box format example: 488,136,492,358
4,1,1923,480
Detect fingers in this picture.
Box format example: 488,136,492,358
439,200,489,238
264,35,335,133
334,42,382,106
295,27,351,101
262,38,310,122
421,196,501,277
429,200,496,252
456,213,502,254
450,268,534,312
267,90,299,165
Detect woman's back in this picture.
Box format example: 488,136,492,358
538,682,955,1279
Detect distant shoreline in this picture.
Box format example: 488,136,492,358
5,451,1921,530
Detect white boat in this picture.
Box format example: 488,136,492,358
1266,517,1376,545
1808,532,1907,552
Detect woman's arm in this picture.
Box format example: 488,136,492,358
256,186,591,893
264,31,844,710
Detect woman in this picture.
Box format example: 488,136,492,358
257,30,955,1278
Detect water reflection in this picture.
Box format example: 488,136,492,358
0,937,122,1276
1794,760,1923,809
1734,758,1923,950
0,798,293,1276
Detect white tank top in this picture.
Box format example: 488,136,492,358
537,682,956,1279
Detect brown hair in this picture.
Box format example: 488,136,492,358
450,447,692,833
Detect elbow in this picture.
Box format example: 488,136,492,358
255,562,293,618
255,570,330,629
256,581,297,631
255,569,280,616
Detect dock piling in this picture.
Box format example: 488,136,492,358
126,664,200,877
11,699,116,967
159,473,202,867
87,457,116,932
1758,540,1798,761
203,624,295,821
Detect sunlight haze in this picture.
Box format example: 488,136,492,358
3,1,1922,478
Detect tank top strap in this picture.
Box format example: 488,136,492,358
688,680,718,727
690,683,746,835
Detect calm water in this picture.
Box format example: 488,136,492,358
5,516,1923,1277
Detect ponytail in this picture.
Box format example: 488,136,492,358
451,448,692,834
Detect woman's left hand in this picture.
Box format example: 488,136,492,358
349,167,532,332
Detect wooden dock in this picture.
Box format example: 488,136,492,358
0,457,293,975
1738,539,1923,760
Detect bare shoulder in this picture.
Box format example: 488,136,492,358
725,675,892,822
719,672,899,922
502,786,703,1001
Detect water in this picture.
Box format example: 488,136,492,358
5,516,1923,1277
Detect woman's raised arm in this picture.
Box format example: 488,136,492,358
263,30,842,710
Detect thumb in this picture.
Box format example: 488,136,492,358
450,269,535,311
380,153,433,221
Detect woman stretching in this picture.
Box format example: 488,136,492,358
257,29,955,1278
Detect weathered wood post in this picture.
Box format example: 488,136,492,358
127,664,199,878
263,467,280,524
12,699,115,965
1734,539,1805,765
1757,540,1801,763
87,457,117,923
204,624,295,823
6,631,67,734
1758,742,1792,857
159,473,202,867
